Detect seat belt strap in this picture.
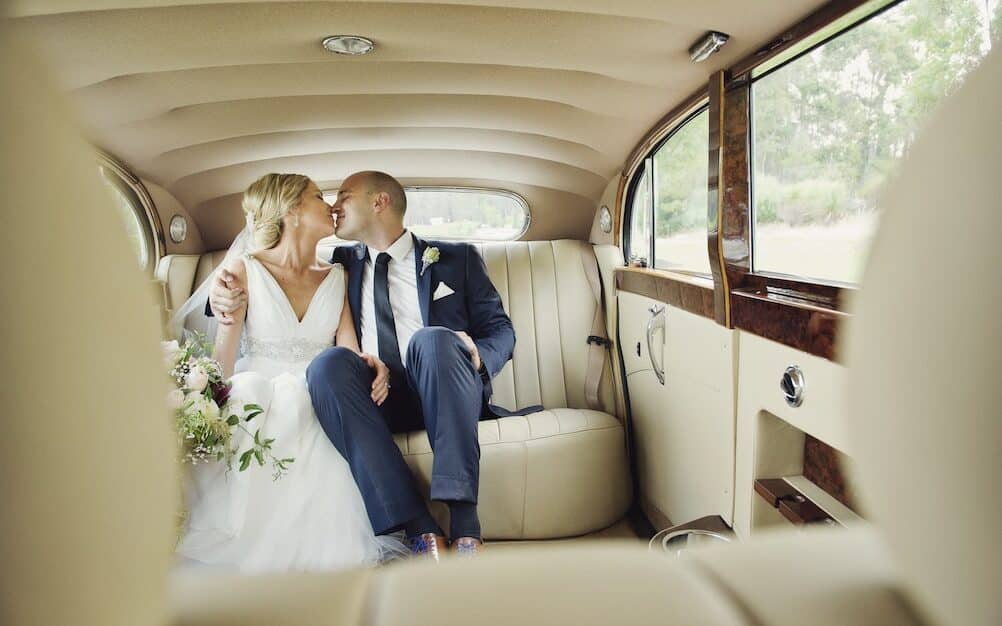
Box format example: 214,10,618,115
581,244,609,411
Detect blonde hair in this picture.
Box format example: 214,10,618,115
241,173,311,249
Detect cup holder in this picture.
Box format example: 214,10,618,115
649,528,732,557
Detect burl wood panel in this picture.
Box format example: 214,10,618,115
803,435,857,512
707,72,728,326
754,478,838,526
615,267,715,320
731,289,847,362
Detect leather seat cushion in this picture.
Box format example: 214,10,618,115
393,408,631,539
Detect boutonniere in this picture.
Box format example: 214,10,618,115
421,246,440,276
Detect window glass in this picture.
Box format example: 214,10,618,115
323,187,528,241
627,161,652,265
752,0,996,283
100,167,152,271
653,109,709,273
404,188,528,240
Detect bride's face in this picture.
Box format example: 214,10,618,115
292,180,335,240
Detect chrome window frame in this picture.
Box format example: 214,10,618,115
97,153,164,273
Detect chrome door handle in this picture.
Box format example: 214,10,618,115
646,304,666,385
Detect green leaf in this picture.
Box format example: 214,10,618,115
243,404,263,412
239,454,251,472
254,449,264,466
253,430,261,445
226,415,239,426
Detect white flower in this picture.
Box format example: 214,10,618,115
420,246,440,276
186,365,209,392
161,340,183,367
166,389,186,410
202,399,221,421
183,392,219,421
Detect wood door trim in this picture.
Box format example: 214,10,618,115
615,267,714,320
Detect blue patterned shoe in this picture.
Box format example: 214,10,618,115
409,533,447,562
451,536,483,557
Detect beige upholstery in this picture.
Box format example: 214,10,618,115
0,30,176,626
195,250,228,290
186,239,631,539
843,49,1002,626
156,253,201,313
7,21,998,626
398,240,628,539
475,240,617,414
8,0,832,247
395,409,629,539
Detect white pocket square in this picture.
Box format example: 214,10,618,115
432,282,455,301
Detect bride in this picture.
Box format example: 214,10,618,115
174,173,401,572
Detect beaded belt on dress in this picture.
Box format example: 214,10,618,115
240,336,332,363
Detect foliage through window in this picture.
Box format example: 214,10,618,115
324,187,528,241
653,109,709,273
752,0,998,284
627,108,710,274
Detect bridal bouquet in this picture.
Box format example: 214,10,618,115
163,335,293,480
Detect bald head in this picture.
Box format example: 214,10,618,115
356,170,407,216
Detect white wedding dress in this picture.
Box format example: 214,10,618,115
175,254,401,573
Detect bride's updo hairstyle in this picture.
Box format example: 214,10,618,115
242,173,311,250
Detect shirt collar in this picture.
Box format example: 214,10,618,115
366,229,413,264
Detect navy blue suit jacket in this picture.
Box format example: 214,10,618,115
331,234,517,413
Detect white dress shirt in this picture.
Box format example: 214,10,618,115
359,230,424,365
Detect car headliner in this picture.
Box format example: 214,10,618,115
8,0,827,246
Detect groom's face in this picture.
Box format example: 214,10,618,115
332,174,374,241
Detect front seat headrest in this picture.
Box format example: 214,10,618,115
0,30,175,625
845,49,1001,626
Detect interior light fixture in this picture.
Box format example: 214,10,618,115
321,35,375,56
689,31,729,63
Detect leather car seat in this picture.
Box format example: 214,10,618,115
1,19,997,626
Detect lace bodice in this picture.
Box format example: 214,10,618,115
236,255,344,375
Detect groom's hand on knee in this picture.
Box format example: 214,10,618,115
454,331,481,371
359,353,391,406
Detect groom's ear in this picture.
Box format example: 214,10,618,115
372,191,391,213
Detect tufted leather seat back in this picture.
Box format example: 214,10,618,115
162,240,617,416
476,241,615,414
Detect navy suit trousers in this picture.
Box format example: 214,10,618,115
306,326,483,535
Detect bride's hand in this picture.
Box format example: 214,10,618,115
359,353,390,406
210,268,247,325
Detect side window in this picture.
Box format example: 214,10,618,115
653,109,709,273
99,166,155,274
751,0,995,284
626,107,710,273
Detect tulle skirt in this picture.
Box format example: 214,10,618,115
175,359,404,573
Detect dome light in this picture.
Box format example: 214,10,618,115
321,35,375,56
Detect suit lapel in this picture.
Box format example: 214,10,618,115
348,243,366,340
412,234,432,326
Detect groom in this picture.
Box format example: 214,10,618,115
213,171,516,557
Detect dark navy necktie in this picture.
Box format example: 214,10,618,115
373,252,406,385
